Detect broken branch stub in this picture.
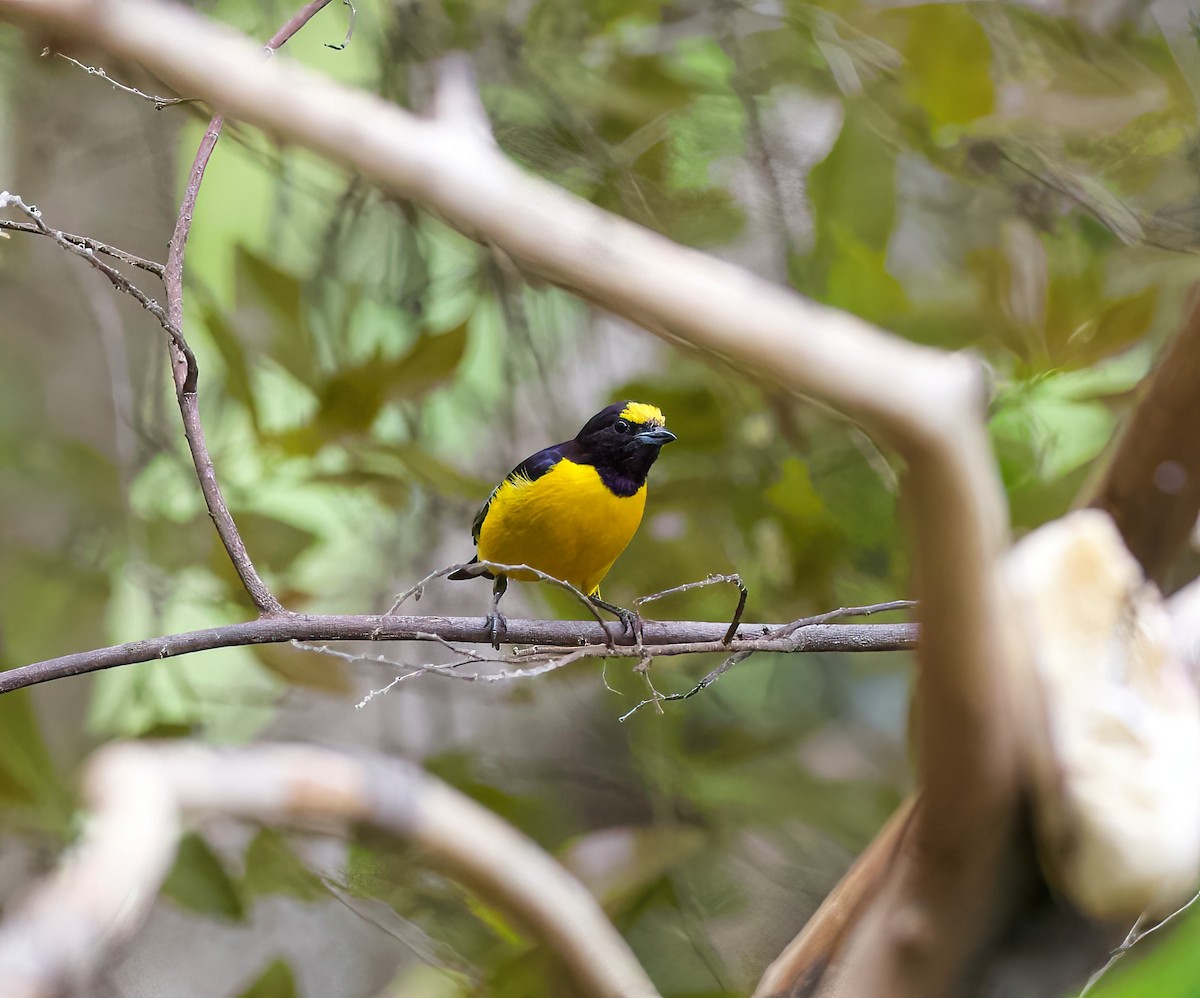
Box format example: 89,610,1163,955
1007,509,1200,918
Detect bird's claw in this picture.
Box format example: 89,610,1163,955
486,609,508,650
616,606,643,646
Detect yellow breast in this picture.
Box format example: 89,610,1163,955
476,458,647,595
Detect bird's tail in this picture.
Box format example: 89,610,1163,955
448,557,493,581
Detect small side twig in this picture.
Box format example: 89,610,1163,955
323,0,356,51
389,560,618,648
0,218,165,277
0,193,185,357
1079,890,1200,996
635,573,748,644
618,600,918,721
767,600,917,641
43,48,189,109
619,650,751,723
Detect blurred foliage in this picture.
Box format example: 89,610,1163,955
4,0,1200,994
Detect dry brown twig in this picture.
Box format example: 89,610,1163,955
0,742,659,998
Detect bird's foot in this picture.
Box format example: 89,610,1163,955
486,608,509,650
616,606,643,644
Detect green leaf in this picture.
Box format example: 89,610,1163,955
1065,287,1158,368
823,225,908,323
385,444,492,500
229,512,319,574
203,305,260,431
162,831,245,921
0,552,110,665
234,958,298,998
902,5,994,129
315,320,470,436
807,111,895,253
0,691,72,829
236,247,318,388
241,828,328,902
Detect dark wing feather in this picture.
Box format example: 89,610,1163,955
469,442,569,543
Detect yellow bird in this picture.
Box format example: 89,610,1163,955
449,401,676,645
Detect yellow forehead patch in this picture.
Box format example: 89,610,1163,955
620,402,665,426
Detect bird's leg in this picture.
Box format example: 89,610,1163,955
487,575,509,650
589,594,643,646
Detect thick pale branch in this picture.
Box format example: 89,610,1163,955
0,742,658,998
0,616,917,695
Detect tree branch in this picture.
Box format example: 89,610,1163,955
0,615,917,696
0,192,183,352
43,48,187,108
0,216,165,275
160,1,334,617
0,742,659,998
1086,285,1200,585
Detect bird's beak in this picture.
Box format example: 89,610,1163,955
636,427,676,446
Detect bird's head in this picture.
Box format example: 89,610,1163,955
574,401,675,488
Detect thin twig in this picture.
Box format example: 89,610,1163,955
1079,890,1200,996
0,193,185,356
635,573,748,644
0,218,165,276
618,601,918,721
43,48,188,108
619,650,751,722
767,600,917,641
323,0,355,51
390,560,618,647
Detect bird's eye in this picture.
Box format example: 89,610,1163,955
614,419,630,434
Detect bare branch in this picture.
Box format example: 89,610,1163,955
0,217,165,276
766,599,918,641
322,0,355,52
43,47,187,108
0,613,918,696
1086,285,1200,584
0,742,659,998
0,193,183,354
635,573,749,644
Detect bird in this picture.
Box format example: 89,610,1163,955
449,401,676,647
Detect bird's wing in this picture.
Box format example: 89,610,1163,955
470,443,567,543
